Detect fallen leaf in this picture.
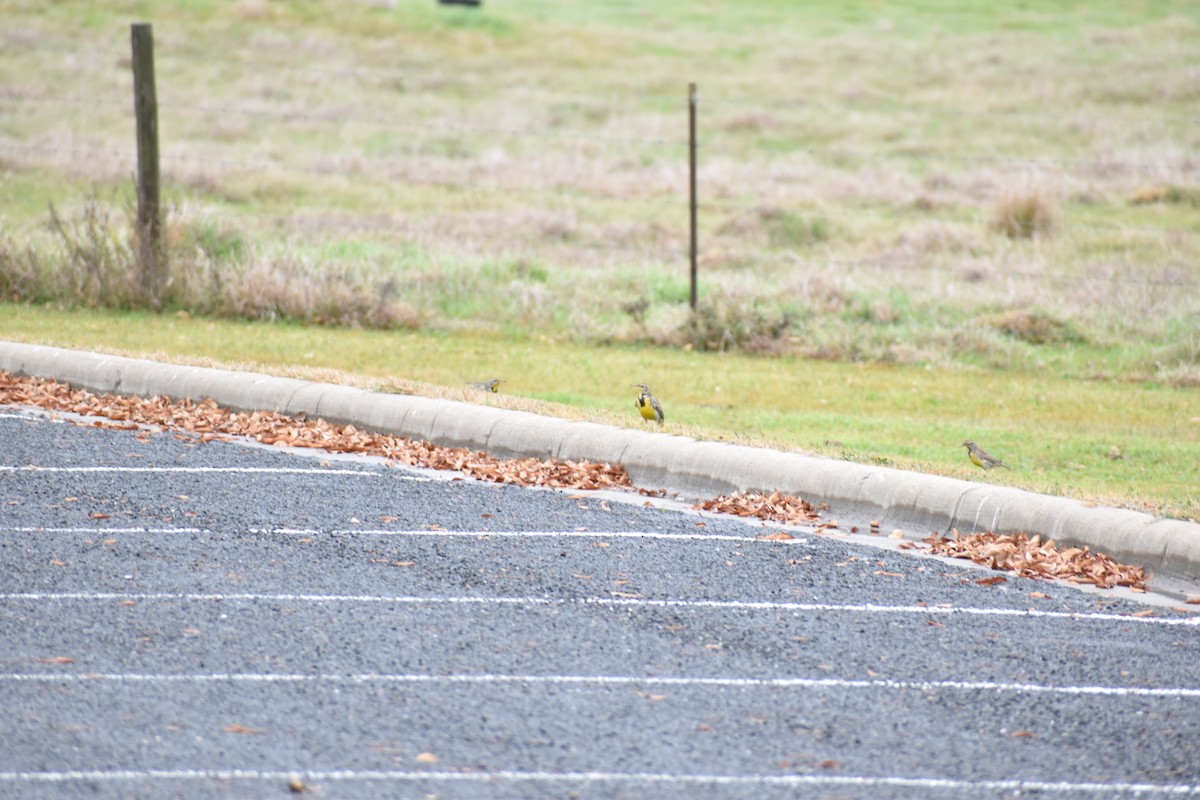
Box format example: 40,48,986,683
415,752,438,764
0,372,635,496
925,531,1147,591
35,656,75,664
817,760,842,769
976,576,1008,586
758,532,795,541
694,490,820,526
89,512,111,520
223,723,266,735
1011,730,1037,738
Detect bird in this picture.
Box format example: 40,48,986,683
468,379,504,393
962,440,1010,470
633,384,664,425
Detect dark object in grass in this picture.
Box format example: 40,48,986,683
988,309,1086,346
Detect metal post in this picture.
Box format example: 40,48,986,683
688,82,698,311
131,23,163,308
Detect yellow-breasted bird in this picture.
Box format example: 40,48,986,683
468,379,504,393
633,384,664,425
962,440,1010,470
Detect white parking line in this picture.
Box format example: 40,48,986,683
3,592,1196,626
0,528,206,534
2,671,1197,698
0,466,423,478
0,768,1196,795
0,525,806,545
283,528,811,544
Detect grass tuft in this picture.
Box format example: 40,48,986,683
1127,184,1200,207
764,210,831,249
991,183,1060,240
987,309,1086,346
672,294,794,354
44,196,140,308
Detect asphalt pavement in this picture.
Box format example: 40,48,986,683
1,404,1199,799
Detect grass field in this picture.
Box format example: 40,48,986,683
1,1,1198,519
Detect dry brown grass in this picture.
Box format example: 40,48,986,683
990,182,1061,240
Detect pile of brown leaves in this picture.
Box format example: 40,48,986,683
0,371,631,491
693,490,821,526
925,530,1148,592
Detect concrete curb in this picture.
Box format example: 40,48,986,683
3,341,1198,594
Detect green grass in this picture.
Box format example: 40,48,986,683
2,303,1196,521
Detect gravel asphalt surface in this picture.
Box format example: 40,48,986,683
2,404,1199,799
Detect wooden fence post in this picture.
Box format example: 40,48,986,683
688,82,698,311
131,22,164,308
